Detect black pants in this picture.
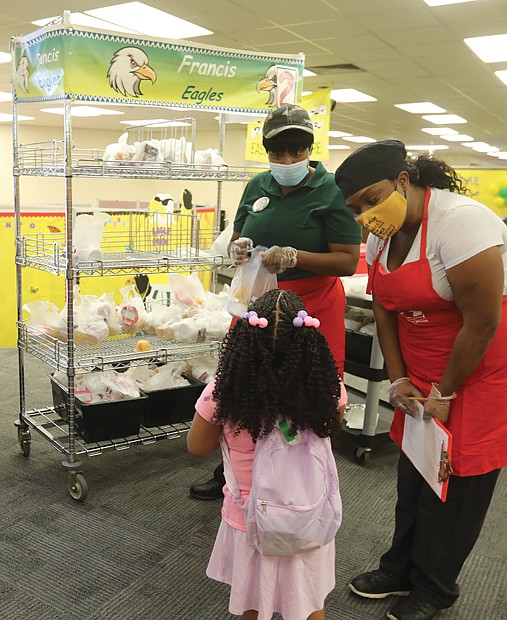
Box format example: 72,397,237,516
380,452,501,609
213,461,226,487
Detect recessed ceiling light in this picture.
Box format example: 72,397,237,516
424,0,477,6
440,134,474,142
342,136,376,143
0,113,34,122
405,144,449,151
487,151,502,157
33,13,138,33
496,152,507,159
35,2,213,39
40,106,124,117
303,69,316,77
302,91,313,96
395,102,445,114
495,70,507,86
0,91,12,102
328,130,352,138
421,127,458,136
464,34,507,63
328,145,351,150
0,52,11,64
330,89,377,103
121,119,192,127
422,114,467,124
470,142,495,152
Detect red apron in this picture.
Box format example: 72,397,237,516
279,275,346,375
368,188,507,476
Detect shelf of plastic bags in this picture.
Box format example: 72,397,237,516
15,143,263,182
15,209,223,276
21,406,192,458
18,323,220,372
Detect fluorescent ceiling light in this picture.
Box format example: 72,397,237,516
35,2,212,39
121,119,192,127
0,91,12,102
495,70,507,86
41,106,124,117
87,3,212,39
470,142,495,152
422,114,467,124
33,13,138,33
395,102,445,114
330,89,377,103
303,69,317,77
328,130,352,138
424,0,478,6
496,152,507,159
343,136,376,143
302,91,313,96
328,145,351,150
464,34,507,63
487,151,501,157
440,134,474,142
405,145,449,151
421,127,457,135
0,113,34,122
0,52,11,64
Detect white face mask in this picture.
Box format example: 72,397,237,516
269,158,309,187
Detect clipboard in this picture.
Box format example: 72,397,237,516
401,403,453,502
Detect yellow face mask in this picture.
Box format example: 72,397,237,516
355,190,407,240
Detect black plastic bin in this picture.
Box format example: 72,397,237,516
50,374,145,442
142,373,206,427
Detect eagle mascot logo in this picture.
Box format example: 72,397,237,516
16,56,30,93
107,47,157,98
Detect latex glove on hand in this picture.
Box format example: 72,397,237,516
261,246,298,274
389,377,425,418
423,383,456,424
229,237,253,265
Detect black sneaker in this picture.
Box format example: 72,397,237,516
189,477,224,501
349,568,411,599
387,593,440,619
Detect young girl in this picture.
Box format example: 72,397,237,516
187,289,343,620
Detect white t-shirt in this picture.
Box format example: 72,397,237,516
366,187,507,300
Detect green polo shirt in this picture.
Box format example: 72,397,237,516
233,162,361,280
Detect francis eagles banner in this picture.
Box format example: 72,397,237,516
11,23,304,114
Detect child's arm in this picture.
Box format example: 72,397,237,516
187,412,222,456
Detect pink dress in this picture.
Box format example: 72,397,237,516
195,381,336,620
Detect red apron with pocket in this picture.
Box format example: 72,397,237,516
368,188,507,476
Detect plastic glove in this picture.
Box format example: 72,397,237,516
229,237,253,265
261,246,298,274
423,383,456,424
389,377,424,417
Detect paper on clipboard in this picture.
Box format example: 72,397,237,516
401,402,453,502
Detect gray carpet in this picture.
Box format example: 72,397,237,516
1,348,505,620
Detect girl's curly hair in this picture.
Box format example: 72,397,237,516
404,154,471,195
212,289,341,440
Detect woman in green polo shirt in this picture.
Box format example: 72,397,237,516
230,103,361,373
189,104,361,501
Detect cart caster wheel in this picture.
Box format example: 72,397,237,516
352,447,371,466
17,428,31,458
68,473,88,502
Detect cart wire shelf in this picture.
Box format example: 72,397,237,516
22,407,191,458
18,323,221,372
15,141,263,181
16,210,224,275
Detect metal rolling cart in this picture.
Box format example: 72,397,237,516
10,13,275,501
343,295,394,465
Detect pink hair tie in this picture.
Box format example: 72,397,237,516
293,310,320,328
243,311,268,328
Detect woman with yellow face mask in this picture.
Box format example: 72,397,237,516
335,141,507,620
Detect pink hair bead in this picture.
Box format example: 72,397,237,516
258,317,268,328
249,316,259,326
312,318,320,328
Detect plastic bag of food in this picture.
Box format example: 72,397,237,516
23,300,67,341
73,211,110,262
224,246,278,317
118,284,147,334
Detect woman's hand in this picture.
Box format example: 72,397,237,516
389,377,424,417
261,246,297,274
229,237,253,265
423,383,456,424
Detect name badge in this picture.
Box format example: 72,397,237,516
252,196,270,212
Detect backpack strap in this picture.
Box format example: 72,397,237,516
220,435,246,508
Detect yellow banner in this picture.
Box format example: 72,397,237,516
244,88,331,163
456,169,507,217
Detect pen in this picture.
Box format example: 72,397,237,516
407,397,428,401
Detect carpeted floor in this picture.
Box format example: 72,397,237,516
0,348,505,620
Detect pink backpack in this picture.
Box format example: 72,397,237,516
221,420,342,556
